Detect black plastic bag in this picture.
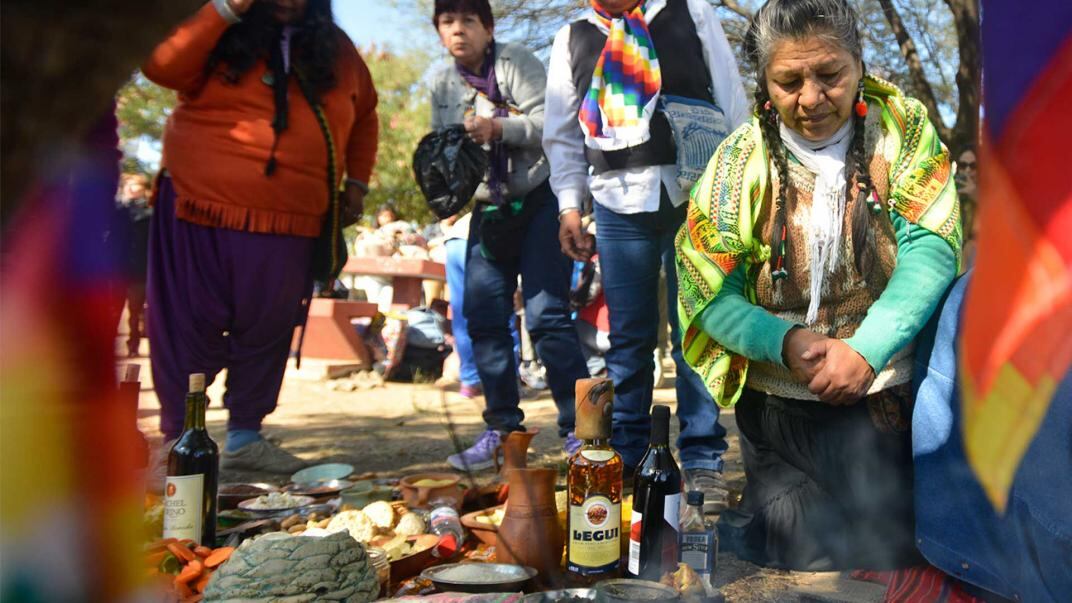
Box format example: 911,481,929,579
412,125,488,219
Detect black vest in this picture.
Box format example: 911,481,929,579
569,0,715,174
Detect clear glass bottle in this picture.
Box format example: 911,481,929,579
679,490,717,588
367,546,391,597
428,504,465,558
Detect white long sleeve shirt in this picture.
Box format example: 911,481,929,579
543,0,750,215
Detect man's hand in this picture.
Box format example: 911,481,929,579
804,339,876,405
558,209,594,261
782,327,828,384
341,183,365,227
463,116,501,145
226,0,257,15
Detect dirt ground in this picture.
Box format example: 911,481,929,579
126,336,884,603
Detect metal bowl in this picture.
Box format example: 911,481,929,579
218,482,278,510
594,579,679,603
284,479,354,498
521,588,596,603
421,562,537,594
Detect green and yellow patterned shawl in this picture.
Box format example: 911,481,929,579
675,76,962,408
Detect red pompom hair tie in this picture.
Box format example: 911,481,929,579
855,99,869,117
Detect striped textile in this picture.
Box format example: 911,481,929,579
577,1,662,151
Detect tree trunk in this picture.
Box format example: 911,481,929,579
944,0,981,153
1,1,200,225
874,0,951,141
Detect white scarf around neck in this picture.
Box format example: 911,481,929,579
778,119,854,324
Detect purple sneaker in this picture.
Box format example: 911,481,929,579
459,383,482,399
564,432,583,456
447,429,502,472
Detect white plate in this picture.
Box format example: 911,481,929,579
237,494,315,513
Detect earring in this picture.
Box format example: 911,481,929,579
854,80,868,117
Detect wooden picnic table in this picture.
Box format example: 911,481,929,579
296,257,447,368
341,256,446,311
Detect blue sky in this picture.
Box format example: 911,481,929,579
333,1,432,51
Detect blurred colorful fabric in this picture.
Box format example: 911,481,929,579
0,109,148,600
961,3,1072,510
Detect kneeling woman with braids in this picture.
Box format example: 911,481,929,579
676,0,961,570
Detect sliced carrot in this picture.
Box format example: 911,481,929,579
175,581,195,599
192,546,212,558
145,538,177,553
175,559,203,585
177,539,196,546
203,547,234,569
193,570,213,593
145,550,168,567
181,595,203,603
167,542,197,563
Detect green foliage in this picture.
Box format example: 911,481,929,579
362,46,435,225
115,72,175,175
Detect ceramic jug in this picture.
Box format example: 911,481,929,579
496,467,564,587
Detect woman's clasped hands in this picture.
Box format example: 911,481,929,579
782,327,875,405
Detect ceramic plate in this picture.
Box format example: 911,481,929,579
237,494,315,513
290,463,354,484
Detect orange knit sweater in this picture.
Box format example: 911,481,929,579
143,3,378,237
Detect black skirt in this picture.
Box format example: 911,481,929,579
718,386,924,571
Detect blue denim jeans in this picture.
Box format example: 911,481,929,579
913,274,1072,602
464,182,590,437
593,193,728,471
445,237,480,387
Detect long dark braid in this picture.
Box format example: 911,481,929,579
753,85,793,281
847,77,876,277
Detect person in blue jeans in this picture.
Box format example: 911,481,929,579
912,275,1072,602
443,216,482,399
432,0,590,471
543,0,750,510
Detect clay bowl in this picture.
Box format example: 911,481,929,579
387,534,442,583
459,504,504,546
398,473,463,509
218,483,278,510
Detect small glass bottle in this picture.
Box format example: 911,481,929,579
367,546,391,597
679,491,718,588
427,504,465,558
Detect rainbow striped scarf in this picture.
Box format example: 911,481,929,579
578,0,662,151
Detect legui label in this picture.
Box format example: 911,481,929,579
568,495,621,575
163,474,204,543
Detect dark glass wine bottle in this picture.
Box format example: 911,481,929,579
163,373,219,545
627,405,682,581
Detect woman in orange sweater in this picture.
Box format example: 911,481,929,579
143,0,378,474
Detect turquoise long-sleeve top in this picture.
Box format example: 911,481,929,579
698,213,957,373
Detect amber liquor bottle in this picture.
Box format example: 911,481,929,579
163,373,219,545
567,378,623,585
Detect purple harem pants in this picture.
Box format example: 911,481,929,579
147,176,314,439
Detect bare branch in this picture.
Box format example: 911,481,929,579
874,0,950,140
714,0,753,20
941,0,981,152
